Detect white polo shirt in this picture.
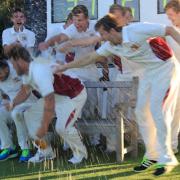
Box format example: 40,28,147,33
23,61,54,97
0,62,22,101
2,26,35,48
97,23,168,71
62,21,99,81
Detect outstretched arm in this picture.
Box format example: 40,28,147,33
52,51,106,74
57,36,102,53
38,33,69,51
166,26,180,45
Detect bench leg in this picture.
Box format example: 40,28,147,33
116,115,124,162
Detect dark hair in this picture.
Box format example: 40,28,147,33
95,14,122,32
0,60,9,70
165,0,180,13
66,12,73,23
109,4,126,16
11,8,25,16
8,45,32,63
72,5,88,18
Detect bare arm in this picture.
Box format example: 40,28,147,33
38,33,69,51
12,85,31,108
57,36,102,53
52,51,106,74
166,26,180,45
36,93,55,138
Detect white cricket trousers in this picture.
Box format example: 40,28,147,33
135,60,180,165
171,87,180,152
0,102,33,150
24,88,87,159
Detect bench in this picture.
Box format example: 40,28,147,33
76,77,139,162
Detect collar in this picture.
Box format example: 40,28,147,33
122,26,130,44
11,26,26,34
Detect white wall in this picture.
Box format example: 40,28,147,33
46,0,172,34
140,0,171,25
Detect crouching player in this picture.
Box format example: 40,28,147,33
8,45,87,164
0,60,37,162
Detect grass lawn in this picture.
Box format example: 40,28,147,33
0,144,179,180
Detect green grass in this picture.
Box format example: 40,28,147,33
0,145,180,180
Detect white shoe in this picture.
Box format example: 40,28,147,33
28,147,56,163
68,154,85,164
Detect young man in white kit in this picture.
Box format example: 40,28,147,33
0,60,37,162
39,5,102,146
2,8,35,56
8,45,87,164
53,14,180,176
39,5,99,82
58,5,140,152
165,0,180,155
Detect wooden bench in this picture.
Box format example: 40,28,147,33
76,77,139,162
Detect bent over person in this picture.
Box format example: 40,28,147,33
52,14,180,176
8,45,87,164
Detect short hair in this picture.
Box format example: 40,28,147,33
109,4,126,16
8,45,32,63
95,14,122,32
165,0,180,13
11,8,25,16
66,12,73,23
72,5,88,18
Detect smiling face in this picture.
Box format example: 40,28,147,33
11,11,26,31
73,13,89,32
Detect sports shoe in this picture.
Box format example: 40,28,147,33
19,149,32,162
0,148,18,161
153,164,177,176
133,157,157,172
28,146,56,163
68,154,85,164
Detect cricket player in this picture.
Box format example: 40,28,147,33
52,14,180,176
0,60,37,162
8,45,87,164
